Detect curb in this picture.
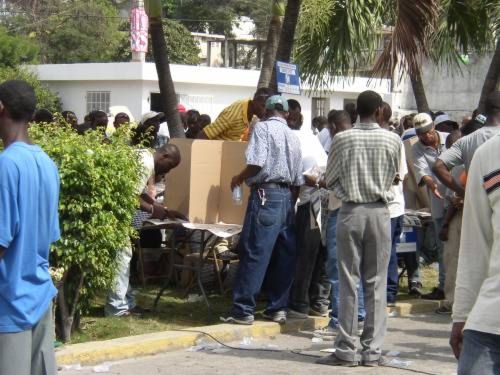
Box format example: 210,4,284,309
56,299,439,366
56,316,329,366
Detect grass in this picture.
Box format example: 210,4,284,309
397,264,438,301
70,265,439,344
71,286,234,344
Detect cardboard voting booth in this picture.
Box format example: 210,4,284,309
165,139,250,225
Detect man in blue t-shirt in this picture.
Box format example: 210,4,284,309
0,80,60,375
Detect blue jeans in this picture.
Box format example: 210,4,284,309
231,187,297,317
105,245,136,316
458,330,500,375
387,216,403,303
326,209,365,327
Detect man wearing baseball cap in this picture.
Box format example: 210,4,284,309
221,95,303,325
412,113,449,300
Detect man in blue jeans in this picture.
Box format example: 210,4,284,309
378,102,408,306
221,95,303,325
450,92,500,375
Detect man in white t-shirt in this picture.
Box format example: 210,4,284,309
378,103,408,306
286,99,331,318
105,144,182,317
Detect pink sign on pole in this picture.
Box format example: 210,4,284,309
130,7,148,53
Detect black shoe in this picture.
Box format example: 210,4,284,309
421,287,445,300
220,313,254,325
408,281,422,297
316,354,358,367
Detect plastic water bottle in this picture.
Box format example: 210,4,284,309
232,185,242,205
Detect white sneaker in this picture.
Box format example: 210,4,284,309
287,309,308,319
313,325,338,340
262,310,287,324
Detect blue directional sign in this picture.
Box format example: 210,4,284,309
276,61,301,95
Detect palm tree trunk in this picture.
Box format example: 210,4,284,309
257,3,283,88
477,39,500,113
410,66,430,113
269,0,301,93
149,17,185,138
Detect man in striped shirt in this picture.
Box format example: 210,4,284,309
318,91,401,367
197,87,273,141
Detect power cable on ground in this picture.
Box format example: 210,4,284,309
169,328,440,375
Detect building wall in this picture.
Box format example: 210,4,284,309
47,80,145,124
392,53,493,121
32,62,392,130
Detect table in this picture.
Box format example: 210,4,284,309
136,219,242,311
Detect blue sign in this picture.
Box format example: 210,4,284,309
276,61,301,95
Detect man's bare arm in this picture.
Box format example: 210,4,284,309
433,159,465,197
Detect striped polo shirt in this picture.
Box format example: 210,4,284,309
204,99,250,141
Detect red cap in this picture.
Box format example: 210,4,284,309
177,104,186,113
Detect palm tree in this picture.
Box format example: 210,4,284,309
257,0,285,88
146,0,185,138
269,0,302,93
478,40,500,113
477,0,500,112
296,0,498,114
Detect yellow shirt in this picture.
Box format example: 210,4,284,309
204,99,250,141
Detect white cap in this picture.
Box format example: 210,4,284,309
413,113,434,134
141,111,164,124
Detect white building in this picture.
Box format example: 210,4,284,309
31,62,393,127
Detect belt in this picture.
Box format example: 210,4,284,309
253,182,290,189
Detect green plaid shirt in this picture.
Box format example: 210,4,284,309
325,123,401,204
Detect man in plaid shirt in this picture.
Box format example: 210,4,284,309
318,91,401,367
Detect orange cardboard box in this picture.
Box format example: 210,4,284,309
165,139,250,224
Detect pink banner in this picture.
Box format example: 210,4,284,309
130,7,149,53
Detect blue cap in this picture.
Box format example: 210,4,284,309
265,95,289,112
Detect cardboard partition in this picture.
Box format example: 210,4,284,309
219,141,250,224
165,139,249,225
165,139,223,223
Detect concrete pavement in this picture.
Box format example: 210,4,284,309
59,313,457,375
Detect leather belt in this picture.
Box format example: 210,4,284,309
254,182,290,189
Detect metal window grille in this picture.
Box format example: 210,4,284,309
312,97,330,118
86,91,111,114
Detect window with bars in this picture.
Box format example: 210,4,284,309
312,97,330,119
86,91,111,114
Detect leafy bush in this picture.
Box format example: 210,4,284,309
29,123,143,342
0,67,61,112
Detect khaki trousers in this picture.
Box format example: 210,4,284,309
443,210,462,309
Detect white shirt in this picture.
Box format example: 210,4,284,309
137,149,155,195
318,127,333,154
388,143,408,218
294,130,327,205
158,122,170,139
453,133,500,335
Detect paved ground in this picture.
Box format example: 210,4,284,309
59,314,457,375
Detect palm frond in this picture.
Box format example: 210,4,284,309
295,0,384,91
372,0,439,81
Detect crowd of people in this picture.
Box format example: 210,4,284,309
1,76,499,374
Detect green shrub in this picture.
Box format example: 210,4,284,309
29,123,143,342
0,67,61,112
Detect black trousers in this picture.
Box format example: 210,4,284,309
289,202,331,314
